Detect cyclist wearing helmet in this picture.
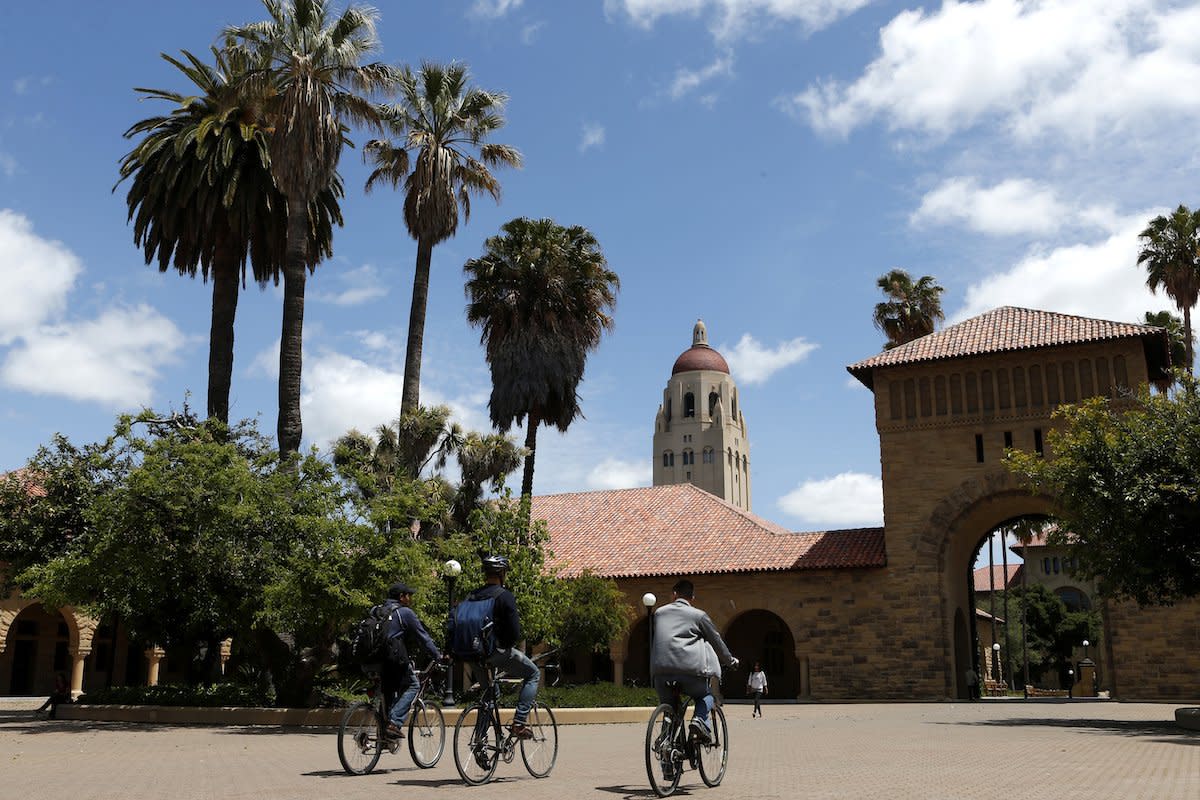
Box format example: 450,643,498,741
468,554,540,739
650,579,737,744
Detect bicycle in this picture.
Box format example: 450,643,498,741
452,652,559,785
644,679,729,797
337,660,447,775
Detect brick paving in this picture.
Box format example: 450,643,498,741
1,700,1197,799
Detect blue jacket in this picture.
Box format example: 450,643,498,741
383,600,442,661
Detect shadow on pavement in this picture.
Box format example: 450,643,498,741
0,713,164,735
596,785,691,798
954,716,1200,745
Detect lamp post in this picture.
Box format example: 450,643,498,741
642,593,656,685
992,642,1001,686
442,559,462,707
1067,667,1074,698
1082,638,1090,661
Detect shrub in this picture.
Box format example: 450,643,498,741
78,682,271,708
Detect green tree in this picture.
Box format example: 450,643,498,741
1007,381,1200,605
997,584,1099,685
872,269,945,350
1138,204,1200,372
464,218,619,500
364,62,522,416
117,47,341,424
553,571,631,654
1142,310,1190,390
225,0,391,457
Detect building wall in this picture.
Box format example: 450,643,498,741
1105,597,1200,701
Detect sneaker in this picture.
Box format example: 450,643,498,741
510,722,535,740
386,723,405,740
689,717,713,744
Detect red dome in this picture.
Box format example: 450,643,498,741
671,345,730,375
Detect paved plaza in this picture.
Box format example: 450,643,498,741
1,700,1197,799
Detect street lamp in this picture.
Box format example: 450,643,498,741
642,593,656,684
992,642,1001,685
1067,667,1074,698
442,559,462,707
1082,638,1090,661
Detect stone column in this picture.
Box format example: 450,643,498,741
610,640,628,687
219,639,233,675
145,647,166,686
69,648,90,698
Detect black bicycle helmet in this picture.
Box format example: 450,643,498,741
481,554,510,574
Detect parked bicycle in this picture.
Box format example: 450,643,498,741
644,679,728,797
337,660,447,775
452,652,559,785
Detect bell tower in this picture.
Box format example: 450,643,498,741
653,320,751,510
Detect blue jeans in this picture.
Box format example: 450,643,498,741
386,666,419,728
654,674,714,724
486,646,539,724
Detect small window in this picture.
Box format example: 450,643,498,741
1043,557,1051,574
1034,428,1044,455
1003,431,1013,449
1053,557,1060,574
684,393,695,418
702,447,714,464
662,451,674,467
685,471,691,480
975,434,984,463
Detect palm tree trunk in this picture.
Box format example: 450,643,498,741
521,412,540,500
277,202,308,459
401,237,435,417
1184,303,1194,373
207,255,239,426
1001,528,1012,691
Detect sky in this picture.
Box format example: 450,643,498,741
1,0,1194,549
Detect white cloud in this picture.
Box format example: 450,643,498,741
951,212,1173,324
315,264,388,306
669,52,734,100
521,21,546,44
1,306,185,408
579,123,606,153
721,333,817,384
607,0,874,40
0,210,81,345
0,151,16,178
470,0,523,19
786,0,1200,140
585,456,652,490
911,178,1070,236
778,471,882,527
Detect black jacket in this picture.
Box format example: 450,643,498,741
466,583,521,649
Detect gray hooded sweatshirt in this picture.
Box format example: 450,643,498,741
650,598,735,678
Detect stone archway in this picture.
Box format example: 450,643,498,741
1,596,97,697
623,616,652,687
723,609,799,699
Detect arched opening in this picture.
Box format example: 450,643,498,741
0,603,71,695
708,391,719,418
683,393,695,418
722,609,798,699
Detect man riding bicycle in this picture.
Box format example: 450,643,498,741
650,579,737,745
381,581,443,740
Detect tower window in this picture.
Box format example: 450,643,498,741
684,393,695,418
975,434,984,463
708,391,719,417
702,447,714,464
663,451,674,467
1034,428,1044,456
682,449,694,465
1003,431,1013,449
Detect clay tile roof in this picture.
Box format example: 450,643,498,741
0,469,46,498
973,564,1022,592
847,306,1171,389
671,345,730,375
531,484,886,578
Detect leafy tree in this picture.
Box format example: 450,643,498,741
364,62,522,416
117,47,342,424
1007,380,1200,605
996,584,1099,685
1138,205,1200,372
464,218,619,500
1143,310,1191,391
872,269,944,350
553,571,631,654
225,0,391,457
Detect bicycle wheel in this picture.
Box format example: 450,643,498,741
337,701,384,775
645,703,682,797
697,706,728,787
519,702,558,777
407,698,446,769
453,704,500,785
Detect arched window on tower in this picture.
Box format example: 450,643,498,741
682,448,694,465
662,451,674,467
684,393,695,418
702,446,714,464
665,398,672,421
708,391,719,417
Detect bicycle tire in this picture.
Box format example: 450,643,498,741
519,701,558,777
407,698,446,769
645,703,682,797
453,703,500,785
337,701,384,775
697,705,728,787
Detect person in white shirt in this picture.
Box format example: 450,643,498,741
746,663,768,717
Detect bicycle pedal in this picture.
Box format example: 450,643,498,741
502,745,516,763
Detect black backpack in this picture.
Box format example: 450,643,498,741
349,603,402,666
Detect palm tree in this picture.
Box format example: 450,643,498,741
117,47,341,425
1143,310,1190,391
872,269,945,349
364,62,522,417
225,0,391,458
464,218,619,500
1138,205,1200,372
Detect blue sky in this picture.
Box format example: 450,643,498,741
0,0,1193,543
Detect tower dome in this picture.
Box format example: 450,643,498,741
671,319,730,374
